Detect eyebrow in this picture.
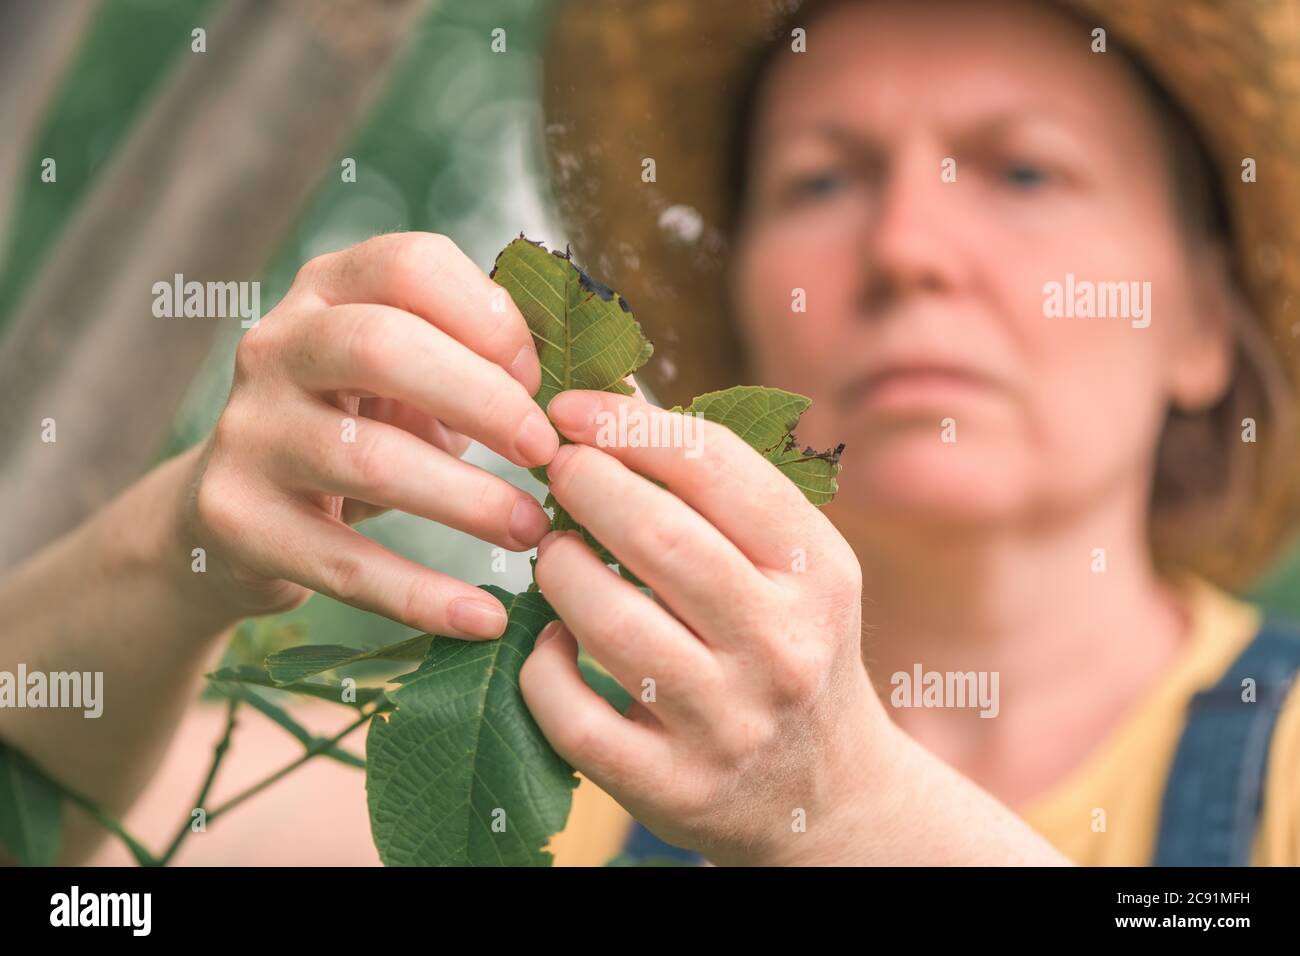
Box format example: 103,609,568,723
756,107,1098,156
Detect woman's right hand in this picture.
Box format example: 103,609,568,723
178,232,558,640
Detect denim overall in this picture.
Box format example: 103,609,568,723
619,617,1300,866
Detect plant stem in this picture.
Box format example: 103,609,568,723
154,695,240,866
57,783,160,867
46,696,384,867
203,702,385,824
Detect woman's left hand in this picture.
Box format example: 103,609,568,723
520,388,902,865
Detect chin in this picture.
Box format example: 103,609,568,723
837,436,1033,529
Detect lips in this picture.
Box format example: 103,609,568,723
839,360,995,411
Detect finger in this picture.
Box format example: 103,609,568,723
520,621,670,790
533,530,720,725
283,302,557,468
249,499,509,639
297,232,541,394
361,396,471,458
269,395,551,551
547,389,831,571
544,443,773,646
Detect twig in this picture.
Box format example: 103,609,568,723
44,695,385,867
57,784,159,867
154,695,240,866
203,702,385,824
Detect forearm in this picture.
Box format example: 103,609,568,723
0,442,239,862
765,718,1074,866
867,724,1073,864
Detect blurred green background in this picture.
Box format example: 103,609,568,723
0,0,559,653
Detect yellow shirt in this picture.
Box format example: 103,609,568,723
546,574,1300,866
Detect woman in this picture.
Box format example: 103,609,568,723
3,0,1298,865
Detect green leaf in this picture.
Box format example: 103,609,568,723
229,618,308,667
264,634,433,685
491,235,657,568
490,235,653,414
208,664,388,710
0,740,63,866
366,586,575,866
674,385,843,506
578,652,633,714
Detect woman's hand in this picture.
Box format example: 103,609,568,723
520,388,899,865
177,232,559,639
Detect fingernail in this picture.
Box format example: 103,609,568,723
515,410,558,465
509,497,551,547
537,530,563,559
448,597,508,639
538,529,580,559
510,343,540,393
535,620,563,647
547,391,601,432
546,442,578,481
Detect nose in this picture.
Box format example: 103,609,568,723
860,140,967,312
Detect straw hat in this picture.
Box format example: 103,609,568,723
539,0,1300,590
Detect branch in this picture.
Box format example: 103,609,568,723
204,701,387,824
154,695,240,866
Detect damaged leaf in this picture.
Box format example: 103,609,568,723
490,235,653,414
673,386,843,506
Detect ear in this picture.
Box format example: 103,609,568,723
1167,238,1238,413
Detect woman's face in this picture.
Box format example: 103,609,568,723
730,0,1234,542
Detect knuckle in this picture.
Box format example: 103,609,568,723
692,659,728,704
349,428,390,490
690,423,737,482
840,551,864,593
193,474,244,546
557,710,603,763
293,251,335,293
641,518,688,568
391,232,454,287
232,325,273,381
342,312,391,379
771,644,831,704
711,712,778,766
211,399,252,452
321,547,365,605
821,542,863,594
397,576,439,631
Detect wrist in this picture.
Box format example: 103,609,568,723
104,440,243,640
739,676,911,866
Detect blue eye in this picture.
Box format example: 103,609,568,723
1002,163,1050,189
792,171,845,199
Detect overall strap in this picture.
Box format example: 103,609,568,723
619,821,705,866
1152,616,1300,866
